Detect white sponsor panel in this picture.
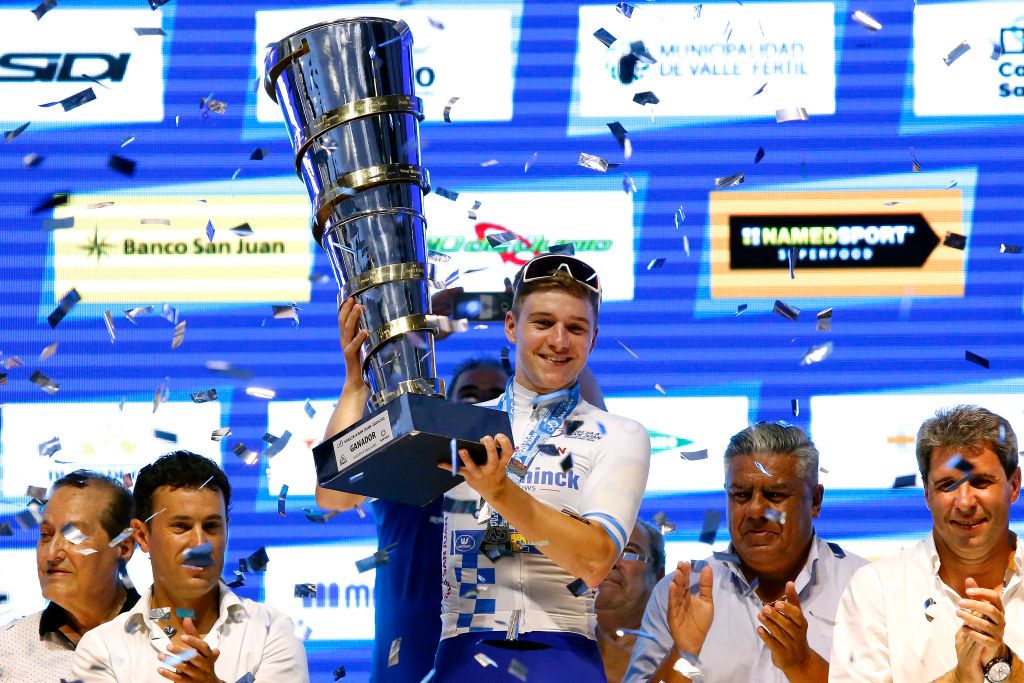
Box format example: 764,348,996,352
574,2,836,118
0,10,164,123
266,399,335,497
262,543,377,640
255,5,517,124
0,401,222,500
605,396,751,493
811,392,1024,488
426,189,637,302
914,2,1024,115
0,549,152,627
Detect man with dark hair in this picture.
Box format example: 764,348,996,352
626,422,866,683
831,405,1024,682
597,520,666,683
0,471,138,681
72,451,308,682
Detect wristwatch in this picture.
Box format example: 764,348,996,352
984,652,1012,683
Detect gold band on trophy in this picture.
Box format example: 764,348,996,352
369,377,446,409
314,163,430,232
293,95,424,175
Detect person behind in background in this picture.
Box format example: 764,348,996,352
830,405,1024,682
432,253,651,682
625,421,867,683
72,451,309,682
597,520,666,683
0,471,138,681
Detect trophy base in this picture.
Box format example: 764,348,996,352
312,392,514,507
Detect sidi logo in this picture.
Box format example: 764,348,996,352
0,53,130,82
0,9,164,123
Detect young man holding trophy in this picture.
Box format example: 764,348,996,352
432,253,651,681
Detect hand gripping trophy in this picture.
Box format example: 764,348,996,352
264,18,510,505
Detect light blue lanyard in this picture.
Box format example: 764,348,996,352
497,376,580,485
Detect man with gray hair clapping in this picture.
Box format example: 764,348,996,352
625,421,866,683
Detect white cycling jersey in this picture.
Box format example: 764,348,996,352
440,379,651,640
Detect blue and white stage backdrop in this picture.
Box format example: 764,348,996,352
3,0,1024,679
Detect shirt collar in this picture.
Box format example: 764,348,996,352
926,530,1023,587
39,585,141,641
125,582,248,650
723,532,824,595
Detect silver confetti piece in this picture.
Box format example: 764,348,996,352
775,107,809,123
800,341,834,366
816,308,833,331
103,310,116,343
578,152,611,172
851,10,882,31
943,40,971,66
773,300,800,321
211,427,231,441
443,96,460,123
715,172,744,188
593,28,617,48
39,343,58,361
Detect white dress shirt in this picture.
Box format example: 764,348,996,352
829,533,1024,682
625,535,867,683
0,611,74,682
71,583,309,683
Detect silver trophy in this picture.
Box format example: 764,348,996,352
265,17,510,506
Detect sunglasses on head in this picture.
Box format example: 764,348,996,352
513,253,602,300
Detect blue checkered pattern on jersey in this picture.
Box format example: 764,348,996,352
454,553,499,631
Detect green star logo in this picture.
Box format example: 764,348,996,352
80,227,113,261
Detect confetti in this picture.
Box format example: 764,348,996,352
647,258,665,271
550,242,575,256
523,152,539,173
249,148,268,161
175,608,195,619
765,509,787,524
943,41,971,66
60,522,87,545
593,28,617,48
245,387,276,399
800,341,833,366
332,666,346,681
278,485,288,516
33,192,68,214
567,578,590,597
272,304,300,323
754,147,766,163
42,217,74,231
232,443,258,465
0,523,12,536
715,172,744,188
773,300,800,321
134,26,165,35
154,429,178,443
615,628,659,640
125,305,153,324
508,659,528,682
966,350,989,368
387,637,401,668
103,310,116,342
480,159,499,167
48,288,81,328
652,511,675,535
15,501,44,530
304,399,316,418
183,542,213,568
107,155,135,177
39,343,58,361
851,10,882,31
632,91,660,106
150,607,171,621
39,87,96,112
699,509,721,544
754,461,773,476
607,121,632,159
211,427,231,441
171,321,186,350
475,653,497,668
23,153,43,167
205,360,253,380
1000,244,1022,254
4,122,30,142
673,450,714,468
31,0,57,20
25,485,47,500
443,96,460,123
263,431,291,458
893,474,917,488
817,308,833,332
775,107,810,123
486,231,519,248
578,152,612,173
616,339,639,359
144,507,167,523
943,232,967,250
108,528,133,546
559,454,573,472
654,383,666,395
163,649,199,668
191,389,218,403
294,583,317,598
753,82,768,97
201,97,227,115
30,371,59,395
245,547,270,572
232,223,253,237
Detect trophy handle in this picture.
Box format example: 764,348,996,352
263,38,310,104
